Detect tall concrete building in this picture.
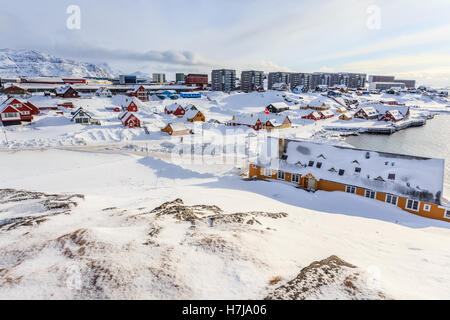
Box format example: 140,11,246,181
289,73,312,91
310,72,366,89
211,69,236,92
175,73,186,83
268,72,290,90
152,73,166,83
240,70,264,92
369,75,416,89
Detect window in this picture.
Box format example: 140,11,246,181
385,194,398,205
423,204,431,212
292,174,300,183
346,186,356,194
316,162,322,169
445,210,450,220
277,171,285,180
365,189,376,199
355,167,361,173
264,168,272,177
406,199,420,211
388,173,396,180
308,161,314,167
338,169,345,176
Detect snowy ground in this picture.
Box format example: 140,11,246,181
1,90,448,150
0,90,449,299
0,149,450,299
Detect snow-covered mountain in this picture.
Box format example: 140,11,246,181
0,49,115,78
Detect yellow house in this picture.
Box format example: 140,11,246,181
249,138,450,223
185,110,206,122
339,113,353,120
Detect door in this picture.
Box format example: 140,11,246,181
307,178,316,191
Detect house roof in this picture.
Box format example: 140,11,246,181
228,114,261,126
386,110,404,121
71,107,96,121
257,138,445,204
321,110,334,117
358,107,378,117
268,102,289,110
55,85,74,95
184,109,201,120
165,103,183,112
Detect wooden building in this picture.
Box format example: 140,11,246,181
161,122,191,136
354,107,378,120
120,112,141,128
127,85,149,102
164,103,186,117
55,85,80,98
266,102,290,114
71,108,100,125
249,138,450,223
380,110,404,122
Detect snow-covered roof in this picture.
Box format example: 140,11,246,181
257,138,445,205
386,110,404,121
268,102,289,110
228,114,261,126
184,109,201,120
0,98,22,113
165,103,182,112
115,95,141,108
55,85,73,94
359,107,378,116
321,110,334,117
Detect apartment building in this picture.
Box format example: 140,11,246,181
211,69,236,92
152,73,166,83
289,73,312,91
268,72,290,90
175,73,186,83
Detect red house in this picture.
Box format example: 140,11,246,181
380,110,405,122
121,98,139,112
127,85,149,102
226,114,263,131
120,112,141,128
55,86,80,98
0,98,32,126
319,110,335,119
354,107,378,120
164,103,185,117
301,111,322,121
57,102,75,109
23,101,40,115
1,106,21,126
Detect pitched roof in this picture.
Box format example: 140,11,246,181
268,102,289,110
359,107,378,117
386,110,404,121
257,138,445,204
168,122,189,131
165,103,183,112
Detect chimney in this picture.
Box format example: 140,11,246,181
233,115,235,121
251,114,253,118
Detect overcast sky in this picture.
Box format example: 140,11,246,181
1,0,449,86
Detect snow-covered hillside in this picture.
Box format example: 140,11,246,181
0,149,449,299
0,49,114,78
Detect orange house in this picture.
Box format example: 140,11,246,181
249,138,450,223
